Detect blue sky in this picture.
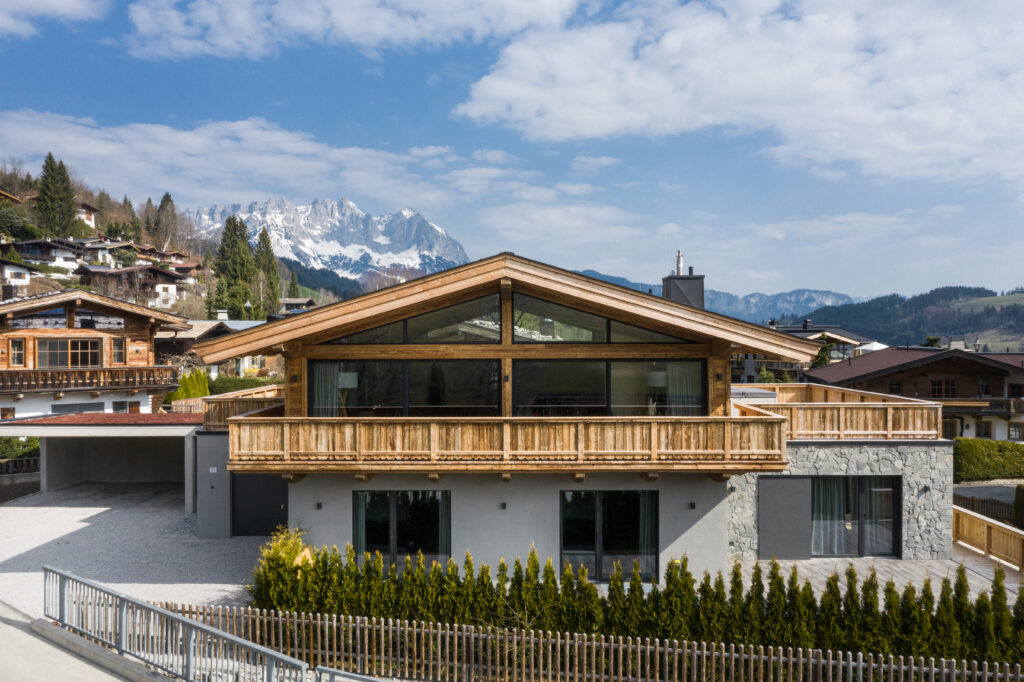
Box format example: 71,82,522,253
2,1,1024,298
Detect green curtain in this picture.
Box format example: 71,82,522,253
309,360,342,416
811,477,847,556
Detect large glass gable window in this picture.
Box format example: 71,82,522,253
308,359,500,417
811,476,899,557
514,360,705,416
514,294,689,344
354,490,451,566
327,295,500,344
561,490,658,581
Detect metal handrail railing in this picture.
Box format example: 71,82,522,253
316,666,387,682
42,565,308,681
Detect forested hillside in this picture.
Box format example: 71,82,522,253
278,258,363,301
784,286,1024,347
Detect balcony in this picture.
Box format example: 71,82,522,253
212,383,942,475
0,366,179,394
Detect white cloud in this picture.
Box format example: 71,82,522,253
570,155,620,173
471,149,519,164
457,1,1024,189
0,109,453,209
0,0,107,35
554,182,596,196
126,0,581,58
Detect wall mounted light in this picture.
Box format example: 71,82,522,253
316,502,323,510
500,502,507,510
689,502,696,510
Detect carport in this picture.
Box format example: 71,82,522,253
0,413,203,514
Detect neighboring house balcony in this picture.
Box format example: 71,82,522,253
0,366,179,394
937,397,1024,418
206,384,941,476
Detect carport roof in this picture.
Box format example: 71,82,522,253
0,412,202,437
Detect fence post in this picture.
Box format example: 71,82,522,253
116,596,127,654
58,572,68,625
267,657,277,682
184,623,196,680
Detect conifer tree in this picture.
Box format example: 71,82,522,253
743,563,765,646
474,563,496,625
605,563,627,635
340,544,360,615
254,225,280,318
952,566,973,657
989,568,1012,661
558,561,577,633
797,580,818,649
624,561,648,637
661,559,695,641
574,565,603,634
859,569,883,654
932,577,961,659
817,574,843,652
538,558,560,632
523,549,542,628
784,569,815,650
441,557,463,624
727,562,745,643
840,565,860,652
508,557,525,628
154,192,178,249
763,561,787,646
918,578,935,657
973,592,996,662
288,269,301,297
897,583,924,656
880,580,901,655
213,215,258,319
1010,584,1024,663
495,558,510,627
36,153,76,236
461,553,476,624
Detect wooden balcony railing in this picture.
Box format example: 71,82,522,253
226,411,787,474
0,366,179,394
953,505,1024,571
751,384,942,440
204,395,285,431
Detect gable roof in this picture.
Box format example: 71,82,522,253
0,189,22,204
805,346,1024,385
0,258,38,272
155,320,233,341
76,263,186,280
192,253,820,364
0,289,188,330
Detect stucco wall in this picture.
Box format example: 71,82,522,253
288,472,730,580
40,436,184,491
0,391,154,419
728,440,954,560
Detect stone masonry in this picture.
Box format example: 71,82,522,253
728,441,954,561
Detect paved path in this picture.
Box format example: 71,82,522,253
742,544,1019,600
0,600,122,681
0,482,265,618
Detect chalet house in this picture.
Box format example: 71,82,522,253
279,296,317,313
805,347,1024,441
76,200,100,230
191,255,950,573
0,289,185,419
77,238,133,266
10,238,83,273
0,258,38,297
75,263,186,309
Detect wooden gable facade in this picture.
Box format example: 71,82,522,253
0,290,186,374
195,254,819,421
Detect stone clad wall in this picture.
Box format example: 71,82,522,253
728,441,954,560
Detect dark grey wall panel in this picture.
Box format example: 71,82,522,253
757,476,812,560
197,432,231,538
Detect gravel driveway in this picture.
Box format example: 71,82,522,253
0,482,266,617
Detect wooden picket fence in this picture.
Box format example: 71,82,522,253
954,494,1016,526
158,604,1024,682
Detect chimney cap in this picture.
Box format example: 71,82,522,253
803,319,812,329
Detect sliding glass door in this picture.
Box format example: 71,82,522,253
811,476,899,557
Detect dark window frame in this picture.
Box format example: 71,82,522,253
37,338,101,369
809,475,902,558
1009,423,1023,441
513,358,708,417
9,338,24,367
559,489,659,582
352,490,451,566
512,293,689,345
327,294,501,345
111,337,126,365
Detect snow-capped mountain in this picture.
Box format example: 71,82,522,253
187,198,469,282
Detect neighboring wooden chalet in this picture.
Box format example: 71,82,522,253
189,254,949,573
10,238,83,272
0,289,186,418
75,263,186,309
805,346,1024,440
279,297,316,313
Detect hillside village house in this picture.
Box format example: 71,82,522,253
0,258,38,297
10,237,83,274
192,254,950,576
805,346,1024,441
0,289,184,419
75,263,186,309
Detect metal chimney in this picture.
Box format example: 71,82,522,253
662,250,705,309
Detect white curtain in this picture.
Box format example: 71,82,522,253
665,361,703,415
811,477,847,556
310,360,342,416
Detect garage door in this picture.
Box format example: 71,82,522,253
231,474,288,536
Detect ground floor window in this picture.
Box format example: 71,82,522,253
975,421,993,438
353,490,451,566
811,476,899,557
1010,423,1023,441
560,490,658,581
112,401,141,413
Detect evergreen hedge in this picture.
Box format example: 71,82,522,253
163,369,210,404
208,375,283,395
954,438,1024,482
250,529,1024,664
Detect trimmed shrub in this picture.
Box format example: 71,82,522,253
954,438,1024,482
248,534,1024,664
208,375,283,395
